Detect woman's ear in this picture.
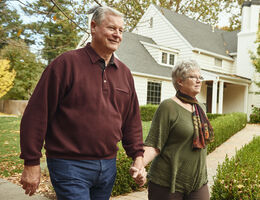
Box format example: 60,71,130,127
177,78,183,87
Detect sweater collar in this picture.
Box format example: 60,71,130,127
85,43,118,69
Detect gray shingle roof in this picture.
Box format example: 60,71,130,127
116,32,172,78
155,6,238,56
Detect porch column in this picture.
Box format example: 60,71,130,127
218,81,224,114
212,80,218,114
244,85,249,116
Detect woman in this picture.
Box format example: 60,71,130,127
142,59,214,200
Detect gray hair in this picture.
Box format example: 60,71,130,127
171,59,200,90
87,6,123,25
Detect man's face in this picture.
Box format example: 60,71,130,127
91,13,124,53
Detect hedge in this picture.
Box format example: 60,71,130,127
111,112,247,196
139,104,158,121
211,136,260,200
249,106,260,123
207,112,247,153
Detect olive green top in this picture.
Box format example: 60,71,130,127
144,98,208,194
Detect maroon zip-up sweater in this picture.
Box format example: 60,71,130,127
20,43,144,166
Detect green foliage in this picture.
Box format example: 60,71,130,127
207,112,247,153
112,151,140,196
249,106,260,123
140,104,158,121
211,136,260,200
0,40,44,100
22,0,83,64
206,113,223,120
0,0,26,50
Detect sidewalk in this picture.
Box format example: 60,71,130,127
110,124,260,200
0,124,259,200
0,179,49,200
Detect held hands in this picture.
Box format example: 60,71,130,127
130,165,147,186
20,165,41,196
129,156,147,186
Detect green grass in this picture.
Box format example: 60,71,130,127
0,117,23,177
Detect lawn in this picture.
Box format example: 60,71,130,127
0,117,23,177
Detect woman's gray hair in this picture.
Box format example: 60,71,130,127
87,6,123,25
171,59,200,90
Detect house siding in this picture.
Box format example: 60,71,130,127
133,75,147,105
161,80,175,101
133,5,193,62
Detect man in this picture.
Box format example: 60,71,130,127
20,6,144,199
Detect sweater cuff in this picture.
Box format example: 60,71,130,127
132,150,144,160
24,159,40,166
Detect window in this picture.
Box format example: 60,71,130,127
161,52,175,66
147,81,161,105
162,52,167,64
215,58,222,67
169,54,175,65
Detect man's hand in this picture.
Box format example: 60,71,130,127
130,156,147,186
20,165,41,196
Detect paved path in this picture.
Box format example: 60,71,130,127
0,124,259,200
110,124,260,200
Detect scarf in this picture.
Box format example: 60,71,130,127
176,90,214,149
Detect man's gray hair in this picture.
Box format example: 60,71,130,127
171,59,201,90
87,6,123,25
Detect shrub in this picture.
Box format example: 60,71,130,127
139,104,158,121
249,106,260,123
211,136,260,200
207,112,247,153
206,113,223,120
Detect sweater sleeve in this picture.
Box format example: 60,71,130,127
121,75,144,160
144,101,171,151
20,57,67,166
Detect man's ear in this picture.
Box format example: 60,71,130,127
90,21,96,34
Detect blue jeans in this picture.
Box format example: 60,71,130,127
47,157,117,200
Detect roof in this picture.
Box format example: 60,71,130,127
154,5,238,56
116,32,172,78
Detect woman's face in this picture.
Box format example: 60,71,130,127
178,69,203,97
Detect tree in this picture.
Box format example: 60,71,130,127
0,40,44,100
21,0,86,64
100,0,244,31
0,59,16,98
0,0,26,50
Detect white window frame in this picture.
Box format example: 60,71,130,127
160,51,176,67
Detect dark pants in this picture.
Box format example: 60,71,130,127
47,157,117,200
148,181,210,200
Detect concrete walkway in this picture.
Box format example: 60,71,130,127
110,124,260,200
0,124,259,200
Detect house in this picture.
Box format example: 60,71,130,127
77,0,260,117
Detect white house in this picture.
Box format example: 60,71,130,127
77,0,260,116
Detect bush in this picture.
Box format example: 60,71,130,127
206,113,223,120
249,106,260,123
211,136,260,200
112,112,247,196
207,112,247,153
140,104,158,121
